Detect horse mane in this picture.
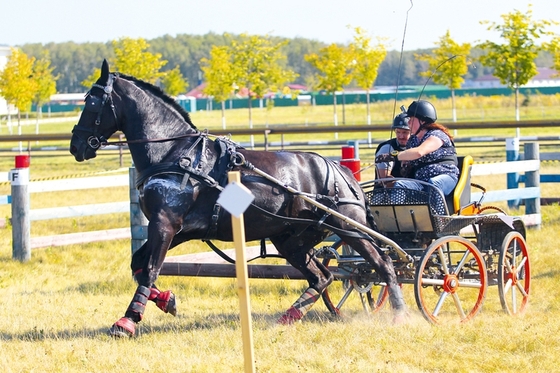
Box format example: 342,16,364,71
117,73,198,130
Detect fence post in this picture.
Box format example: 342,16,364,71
129,166,148,254
506,138,520,208
524,142,541,227
11,155,31,262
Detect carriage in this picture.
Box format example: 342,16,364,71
317,155,530,324
69,60,530,337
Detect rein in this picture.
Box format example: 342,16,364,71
101,132,202,146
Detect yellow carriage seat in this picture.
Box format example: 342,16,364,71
447,155,476,215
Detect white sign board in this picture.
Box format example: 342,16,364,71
9,169,29,186
217,181,255,218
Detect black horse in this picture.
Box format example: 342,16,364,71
70,60,406,337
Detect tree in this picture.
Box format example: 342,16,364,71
478,5,555,121
305,43,353,127
200,45,235,129
229,34,298,140
0,48,37,136
416,30,471,122
82,37,167,87
544,36,560,74
32,51,58,133
349,26,387,125
161,65,188,97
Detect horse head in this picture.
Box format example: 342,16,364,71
70,59,120,162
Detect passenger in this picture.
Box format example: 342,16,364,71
375,100,459,213
375,113,411,180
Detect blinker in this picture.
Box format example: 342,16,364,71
85,95,102,113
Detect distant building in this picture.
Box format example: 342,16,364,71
465,67,560,88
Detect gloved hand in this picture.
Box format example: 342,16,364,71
400,161,412,177
375,152,397,163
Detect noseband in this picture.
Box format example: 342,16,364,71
72,73,118,150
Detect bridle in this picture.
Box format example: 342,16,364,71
73,72,202,149
72,73,119,150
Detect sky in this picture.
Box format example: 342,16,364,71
1,0,558,51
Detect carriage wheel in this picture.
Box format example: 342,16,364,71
321,240,389,316
414,236,487,324
498,232,530,315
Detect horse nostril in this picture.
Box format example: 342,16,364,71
70,145,77,155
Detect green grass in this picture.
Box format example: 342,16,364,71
0,97,559,372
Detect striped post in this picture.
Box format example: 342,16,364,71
506,138,520,208
11,155,31,261
129,167,148,254
524,142,541,223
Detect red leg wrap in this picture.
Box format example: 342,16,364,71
155,290,177,316
149,287,161,300
109,317,136,338
278,306,303,325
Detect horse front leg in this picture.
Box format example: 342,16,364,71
109,219,178,338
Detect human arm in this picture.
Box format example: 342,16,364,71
375,143,395,176
395,135,443,161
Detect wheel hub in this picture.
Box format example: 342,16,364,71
506,266,517,285
442,274,459,293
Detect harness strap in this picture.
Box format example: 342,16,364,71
202,239,285,264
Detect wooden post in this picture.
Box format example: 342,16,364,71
524,142,541,226
11,155,31,262
227,171,256,373
129,167,148,254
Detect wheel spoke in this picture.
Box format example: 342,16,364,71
452,250,471,275
336,283,355,309
516,256,527,275
433,291,449,317
515,281,528,297
451,292,467,320
456,280,483,289
436,247,450,275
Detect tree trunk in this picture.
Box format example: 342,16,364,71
366,91,371,125
221,101,226,130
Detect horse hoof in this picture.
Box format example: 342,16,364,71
166,293,177,316
109,317,136,338
155,290,177,316
392,311,409,325
277,306,302,325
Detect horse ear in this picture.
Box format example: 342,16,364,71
100,59,110,81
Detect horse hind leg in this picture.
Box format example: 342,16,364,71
272,237,334,325
343,236,407,320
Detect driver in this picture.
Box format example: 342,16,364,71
375,113,411,179
375,100,459,212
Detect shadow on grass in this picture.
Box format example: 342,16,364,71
0,310,346,341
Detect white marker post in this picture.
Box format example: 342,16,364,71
217,171,256,373
11,155,31,262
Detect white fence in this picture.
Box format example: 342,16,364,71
4,142,544,261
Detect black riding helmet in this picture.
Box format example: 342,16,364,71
392,113,410,130
406,100,437,124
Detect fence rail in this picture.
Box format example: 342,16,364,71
4,139,556,261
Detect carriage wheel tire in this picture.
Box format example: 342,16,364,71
414,236,488,324
498,232,530,315
321,240,389,316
